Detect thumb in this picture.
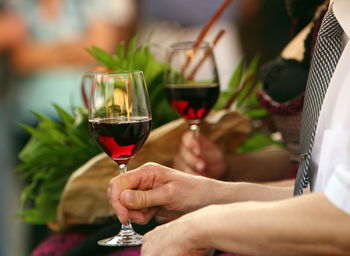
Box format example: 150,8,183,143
120,188,165,209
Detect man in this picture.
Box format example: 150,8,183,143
108,0,350,255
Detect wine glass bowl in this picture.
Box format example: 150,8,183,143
165,41,220,136
88,70,151,246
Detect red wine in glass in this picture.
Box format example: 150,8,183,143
165,84,219,124
88,70,151,247
166,41,220,137
89,117,152,165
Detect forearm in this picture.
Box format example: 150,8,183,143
207,179,293,206
195,193,350,255
224,148,293,182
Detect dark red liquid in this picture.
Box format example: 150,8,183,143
89,117,151,165
166,84,219,122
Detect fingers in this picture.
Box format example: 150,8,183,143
108,163,186,224
180,132,207,172
181,131,222,172
120,186,170,209
128,208,157,225
156,209,182,220
127,206,180,225
108,176,130,224
201,142,223,166
181,131,227,178
108,165,160,224
178,145,205,173
182,131,201,156
173,155,202,176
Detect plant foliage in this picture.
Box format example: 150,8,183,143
214,55,267,118
87,37,178,128
18,106,100,224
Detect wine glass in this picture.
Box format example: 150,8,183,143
165,41,220,137
88,70,152,246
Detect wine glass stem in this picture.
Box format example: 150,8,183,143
118,163,134,231
121,220,134,232
190,124,200,139
119,163,127,175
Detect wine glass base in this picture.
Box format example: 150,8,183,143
97,230,143,247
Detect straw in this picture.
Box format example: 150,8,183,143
187,29,226,81
180,0,234,74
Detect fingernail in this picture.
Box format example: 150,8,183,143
196,162,204,171
122,191,135,207
117,215,123,224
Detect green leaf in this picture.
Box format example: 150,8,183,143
236,131,283,154
19,209,46,225
53,104,74,129
228,57,245,90
214,91,232,110
17,124,56,144
126,36,137,69
87,46,115,68
116,41,126,60
245,55,261,78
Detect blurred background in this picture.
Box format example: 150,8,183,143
0,0,296,255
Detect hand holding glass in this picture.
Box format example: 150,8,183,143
88,71,151,246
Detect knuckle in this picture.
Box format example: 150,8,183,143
109,176,121,189
143,162,158,168
162,183,175,200
142,162,159,173
142,162,168,176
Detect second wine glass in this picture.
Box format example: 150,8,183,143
88,70,152,246
165,41,220,137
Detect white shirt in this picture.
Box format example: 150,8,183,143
311,0,350,213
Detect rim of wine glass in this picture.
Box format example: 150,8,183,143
169,41,211,51
88,70,144,76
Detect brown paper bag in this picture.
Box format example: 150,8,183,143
57,110,252,227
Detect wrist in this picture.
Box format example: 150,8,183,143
196,176,247,207
206,178,244,205
185,206,213,250
198,177,230,207
185,213,205,249
189,204,223,250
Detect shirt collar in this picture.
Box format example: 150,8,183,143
333,0,350,38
